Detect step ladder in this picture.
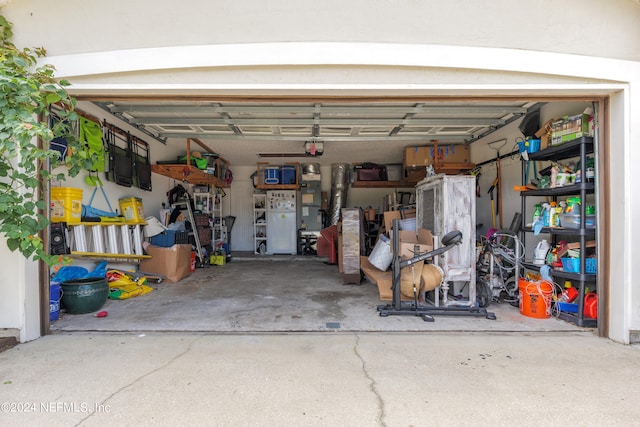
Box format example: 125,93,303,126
172,196,203,264
68,222,146,259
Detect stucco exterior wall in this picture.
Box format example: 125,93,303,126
3,0,640,62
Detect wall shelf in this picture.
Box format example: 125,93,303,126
352,180,414,188
152,138,230,188
151,164,229,188
255,162,299,190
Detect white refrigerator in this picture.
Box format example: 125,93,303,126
266,190,297,254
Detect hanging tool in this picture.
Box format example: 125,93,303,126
487,177,498,228
488,139,507,229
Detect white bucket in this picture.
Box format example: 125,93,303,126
368,235,393,271
144,216,167,237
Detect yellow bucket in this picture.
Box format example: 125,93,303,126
119,197,144,223
50,187,82,224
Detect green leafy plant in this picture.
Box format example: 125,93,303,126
1,16,89,265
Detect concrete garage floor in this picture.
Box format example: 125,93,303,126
52,255,585,334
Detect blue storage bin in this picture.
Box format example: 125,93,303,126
557,302,579,313
518,138,540,154
150,230,190,247
280,165,297,184
561,257,597,274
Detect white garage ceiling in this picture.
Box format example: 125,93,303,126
94,99,541,166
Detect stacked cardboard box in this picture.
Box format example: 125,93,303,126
551,114,594,145
403,144,472,180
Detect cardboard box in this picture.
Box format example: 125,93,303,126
384,211,402,234
404,145,470,169
551,114,593,145
535,119,555,150
139,244,192,282
405,167,426,183
434,144,469,164
393,228,434,260
401,208,416,219
404,146,432,168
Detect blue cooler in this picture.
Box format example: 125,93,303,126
280,165,297,184
264,166,280,184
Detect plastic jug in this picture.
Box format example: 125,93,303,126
534,239,550,265
559,286,578,303
584,292,598,319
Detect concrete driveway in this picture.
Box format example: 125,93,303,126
1,331,639,426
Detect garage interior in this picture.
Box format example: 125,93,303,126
49,96,602,335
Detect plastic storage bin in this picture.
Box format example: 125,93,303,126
150,230,190,247
556,302,579,313
280,165,297,184
518,138,540,154
561,257,597,274
559,213,595,229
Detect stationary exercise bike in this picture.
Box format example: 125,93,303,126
377,219,496,322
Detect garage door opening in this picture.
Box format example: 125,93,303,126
47,95,608,336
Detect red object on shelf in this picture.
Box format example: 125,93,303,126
560,287,579,303
584,292,598,319
317,225,338,264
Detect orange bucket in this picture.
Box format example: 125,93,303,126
519,278,553,319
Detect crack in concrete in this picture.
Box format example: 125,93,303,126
353,333,386,427
74,335,203,426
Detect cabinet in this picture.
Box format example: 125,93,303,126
253,193,267,254
415,175,476,307
519,136,597,327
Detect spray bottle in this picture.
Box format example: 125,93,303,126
566,196,581,213
548,201,558,227
541,203,551,227
532,204,543,225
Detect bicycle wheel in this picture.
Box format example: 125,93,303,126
505,277,520,307
475,279,492,308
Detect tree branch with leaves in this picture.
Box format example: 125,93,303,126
1,15,90,265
